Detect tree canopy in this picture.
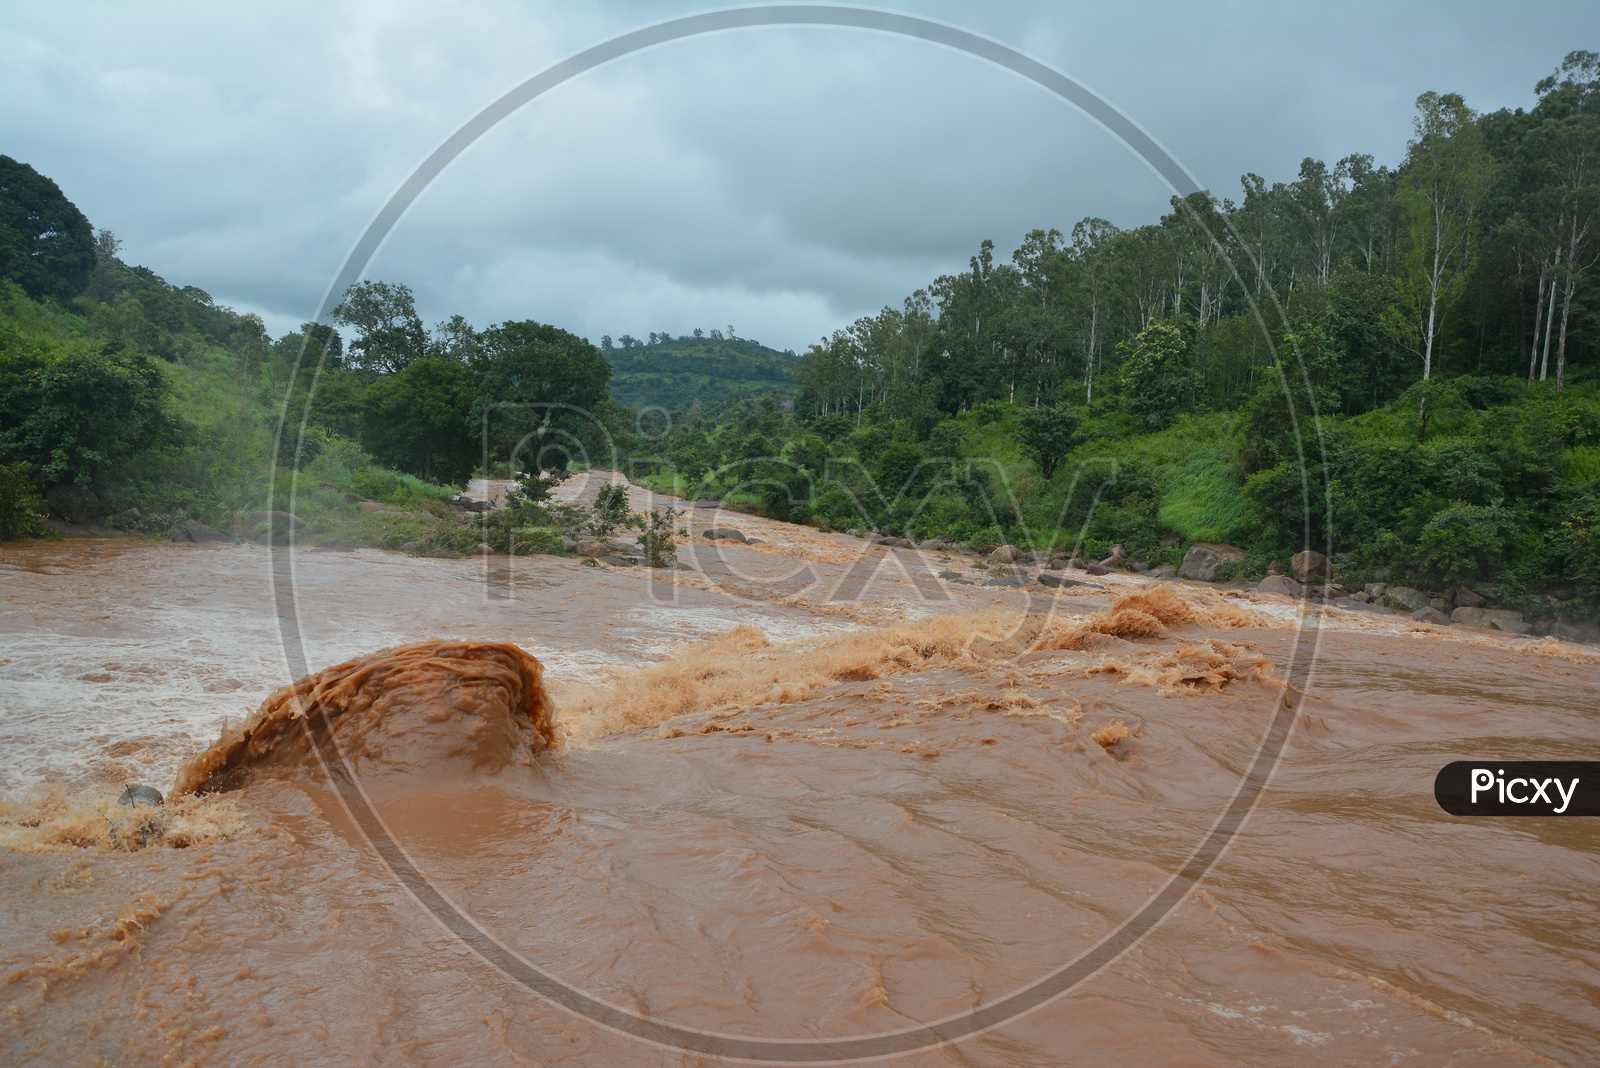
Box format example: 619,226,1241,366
0,155,95,302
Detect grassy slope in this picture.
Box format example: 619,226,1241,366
0,288,463,549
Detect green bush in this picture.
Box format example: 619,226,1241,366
1414,502,1519,585
515,526,567,554
0,461,46,539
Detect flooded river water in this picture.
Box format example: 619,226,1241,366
2,484,1596,1065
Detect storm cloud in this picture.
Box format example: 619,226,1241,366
2,0,1592,350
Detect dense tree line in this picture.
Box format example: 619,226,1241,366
794,54,1599,421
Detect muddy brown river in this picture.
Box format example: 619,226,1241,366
2,483,1596,1065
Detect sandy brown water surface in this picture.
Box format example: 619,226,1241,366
1,502,1596,1066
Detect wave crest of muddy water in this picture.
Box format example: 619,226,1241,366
174,639,556,796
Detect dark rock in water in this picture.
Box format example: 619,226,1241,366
1551,619,1600,644
1410,606,1452,625
703,528,748,543
118,784,164,808
1339,599,1394,615
983,575,1026,587
1038,572,1100,590
172,519,230,544
249,510,306,530
599,554,638,567
1255,575,1303,597
1084,562,1111,576
690,499,721,509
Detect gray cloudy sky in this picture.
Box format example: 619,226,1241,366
3,1,1593,351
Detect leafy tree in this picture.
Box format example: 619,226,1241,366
1396,92,1494,381
0,330,177,492
429,314,478,363
588,483,634,538
1414,501,1519,584
475,320,610,409
1118,317,1205,430
359,357,475,482
334,280,427,375
1017,404,1083,481
475,319,612,467
0,156,94,302
637,506,686,567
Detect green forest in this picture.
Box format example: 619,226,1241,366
600,330,798,411
2,51,1599,624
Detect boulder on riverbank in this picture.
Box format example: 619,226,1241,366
1290,550,1330,582
1410,606,1452,625
703,527,748,543
1179,542,1244,582
1451,606,1530,634
1255,575,1303,597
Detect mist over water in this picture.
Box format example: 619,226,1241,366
2,495,1597,1065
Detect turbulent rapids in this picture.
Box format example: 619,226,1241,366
173,639,557,795
3,506,1599,1066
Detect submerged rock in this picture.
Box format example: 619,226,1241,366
703,528,748,543
118,784,164,808
1255,575,1303,597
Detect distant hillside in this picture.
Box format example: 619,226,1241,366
601,333,798,412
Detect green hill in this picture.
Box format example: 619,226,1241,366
601,333,797,412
